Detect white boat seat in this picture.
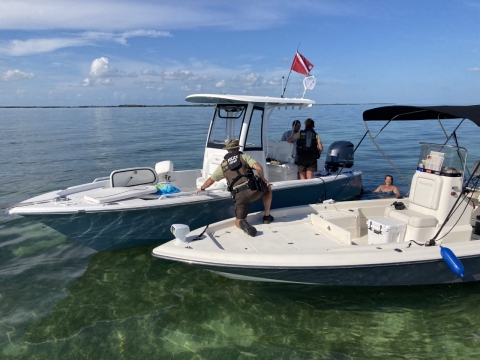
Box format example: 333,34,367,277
155,161,173,183
269,141,295,163
267,162,297,174
384,207,437,228
84,185,158,204
267,141,297,182
196,177,227,190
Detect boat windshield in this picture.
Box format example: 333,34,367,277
207,105,246,149
417,143,467,177
207,104,264,150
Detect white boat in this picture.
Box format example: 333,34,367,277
152,105,480,286
6,94,362,251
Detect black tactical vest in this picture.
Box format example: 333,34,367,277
221,151,254,192
296,128,318,155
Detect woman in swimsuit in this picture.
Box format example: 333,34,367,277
374,175,400,197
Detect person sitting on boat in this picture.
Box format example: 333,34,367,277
287,118,323,180
280,119,301,142
195,138,274,237
374,175,400,197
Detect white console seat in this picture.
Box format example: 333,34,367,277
267,141,298,182
384,207,437,228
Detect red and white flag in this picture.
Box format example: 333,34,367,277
290,51,314,76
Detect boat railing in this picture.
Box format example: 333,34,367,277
93,176,109,183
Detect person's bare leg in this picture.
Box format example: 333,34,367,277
235,218,242,229
262,188,272,216
299,171,307,180
306,170,314,179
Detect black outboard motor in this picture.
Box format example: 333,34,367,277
325,141,354,172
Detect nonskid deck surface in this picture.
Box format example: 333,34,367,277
153,198,480,268
211,214,343,254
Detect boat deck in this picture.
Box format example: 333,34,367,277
152,201,480,268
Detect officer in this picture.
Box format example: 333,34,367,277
195,138,273,236
287,118,323,179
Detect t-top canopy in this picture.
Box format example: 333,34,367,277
363,105,480,127
185,94,315,107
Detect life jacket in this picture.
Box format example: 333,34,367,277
221,151,254,192
296,128,318,156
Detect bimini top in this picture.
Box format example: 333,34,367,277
185,94,315,107
363,105,480,127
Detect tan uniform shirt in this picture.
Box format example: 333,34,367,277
211,153,257,181
291,132,321,142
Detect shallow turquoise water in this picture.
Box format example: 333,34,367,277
1,105,480,359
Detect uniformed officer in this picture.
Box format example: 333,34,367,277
195,139,273,236
287,118,323,179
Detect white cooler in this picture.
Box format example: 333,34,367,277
366,217,406,244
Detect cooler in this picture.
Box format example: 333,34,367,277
366,217,406,244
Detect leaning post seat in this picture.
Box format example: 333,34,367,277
155,161,173,183
383,170,472,242
266,141,298,182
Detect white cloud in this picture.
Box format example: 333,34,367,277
95,78,113,86
113,30,171,45
2,69,34,81
164,70,194,80
82,76,114,86
268,77,282,85
114,91,127,100
141,69,162,76
0,1,341,31
0,30,171,57
231,72,268,87
135,78,163,89
0,38,89,56
90,57,125,77
467,67,480,72
180,85,192,91
162,69,214,82
215,80,226,88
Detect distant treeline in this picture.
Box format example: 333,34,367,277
0,103,391,109
0,104,215,108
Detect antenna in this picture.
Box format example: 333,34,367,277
281,42,301,98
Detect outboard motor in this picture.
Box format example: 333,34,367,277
325,141,354,172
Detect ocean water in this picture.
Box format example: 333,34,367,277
1,105,480,359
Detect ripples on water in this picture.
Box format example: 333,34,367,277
1,106,480,359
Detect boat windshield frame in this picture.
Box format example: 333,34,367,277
417,142,468,177
206,104,264,151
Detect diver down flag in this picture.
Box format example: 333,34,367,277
291,51,314,76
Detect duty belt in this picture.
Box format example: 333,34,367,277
232,181,249,193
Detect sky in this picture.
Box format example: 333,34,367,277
0,0,480,106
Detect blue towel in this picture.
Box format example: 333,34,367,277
155,183,180,195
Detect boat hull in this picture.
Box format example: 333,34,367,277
29,174,362,251
195,255,480,286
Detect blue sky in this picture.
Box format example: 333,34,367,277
0,0,479,106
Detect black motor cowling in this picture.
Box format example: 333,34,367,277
325,140,354,171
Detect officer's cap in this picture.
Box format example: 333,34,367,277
223,138,240,150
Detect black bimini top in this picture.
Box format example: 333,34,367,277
363,105,480,127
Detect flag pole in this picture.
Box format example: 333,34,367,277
281,43,301,98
